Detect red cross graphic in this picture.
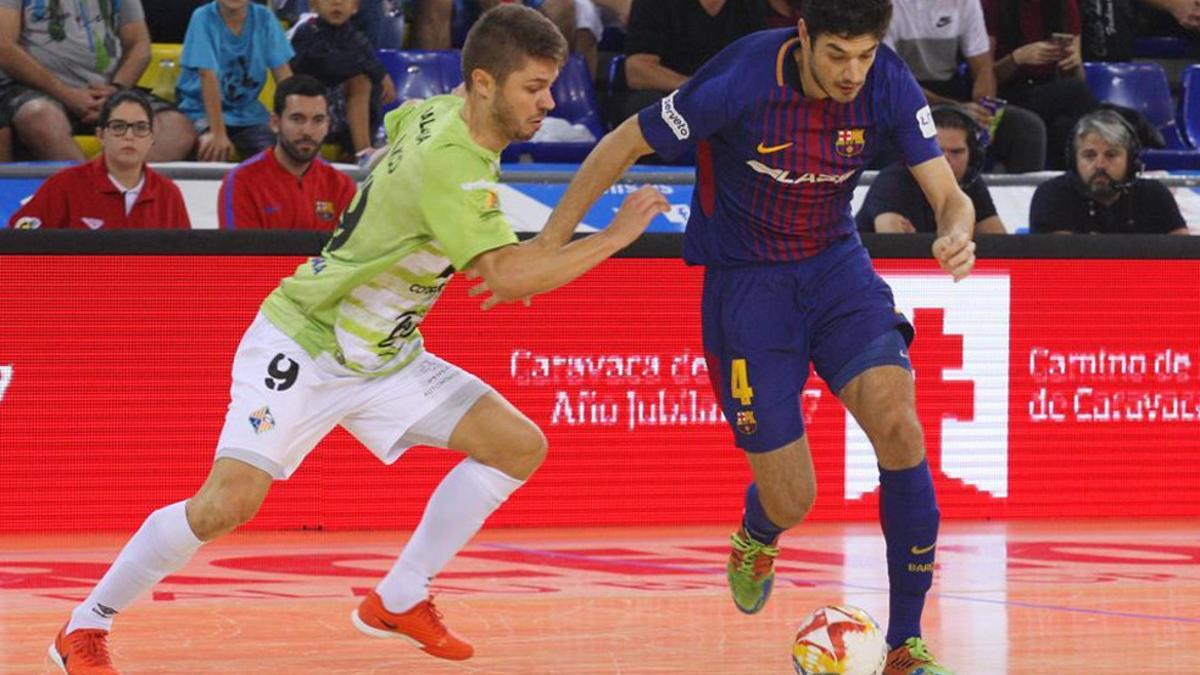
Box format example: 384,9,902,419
910,308,975,480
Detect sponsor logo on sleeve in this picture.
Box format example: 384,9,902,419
12,216,40,229
916,105,936,138
661,91,691,141
460,180,498,190
484,190,498,210
460,180,502,212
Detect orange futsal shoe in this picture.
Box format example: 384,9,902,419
351,590,474,661
49,624,120,674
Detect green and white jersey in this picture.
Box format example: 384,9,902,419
260,95,517,376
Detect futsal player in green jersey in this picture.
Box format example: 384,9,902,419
50,7,668,673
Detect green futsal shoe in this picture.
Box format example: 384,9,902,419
726,528,780,614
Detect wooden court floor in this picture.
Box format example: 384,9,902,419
3,519,1198,674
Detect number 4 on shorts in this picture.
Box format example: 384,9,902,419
730,358,754,406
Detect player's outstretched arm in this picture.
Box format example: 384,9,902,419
467,186,669,308
535,115,658,248
909,155,977,281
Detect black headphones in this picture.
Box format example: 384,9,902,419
930,105,986,189
1066,109,1143,191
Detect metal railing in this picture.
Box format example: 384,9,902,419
2,162,1199,188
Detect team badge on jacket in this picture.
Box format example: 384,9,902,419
835,128,866,158
315,200,336,221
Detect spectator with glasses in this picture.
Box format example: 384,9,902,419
8,89,191,230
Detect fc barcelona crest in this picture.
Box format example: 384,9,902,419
736,410,758,435
835,128,866,157
315,200,336,221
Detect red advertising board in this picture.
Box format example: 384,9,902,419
1,256,1198,533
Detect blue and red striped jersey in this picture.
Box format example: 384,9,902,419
638,28,941,266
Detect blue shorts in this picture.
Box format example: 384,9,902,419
701,235,914,453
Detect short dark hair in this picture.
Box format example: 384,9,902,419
99,88,154,128
273,74,328,115
461,4,567,90
931,106,976,137
802,0,893,40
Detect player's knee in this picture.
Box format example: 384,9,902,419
514,424,549,471
762,478,816,528
153,111,197,141
13,99,68,138
186,494,262,540
486,423,547,481
873,409,925,470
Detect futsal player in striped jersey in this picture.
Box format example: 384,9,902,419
520,1,976,671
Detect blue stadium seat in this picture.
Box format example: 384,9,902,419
1183,64,1200,149
1083,62,1188,149
502,55,603,163
1132,148,1200,170
548,54,605,140
605,53,627,99
376,49,464,112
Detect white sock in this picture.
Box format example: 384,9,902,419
67,501,203,633
376,458,523,613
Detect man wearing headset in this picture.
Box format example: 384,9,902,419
857,105,1007,235
1030,108,1189,235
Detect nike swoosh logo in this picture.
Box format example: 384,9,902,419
379,618,397,630
756,142,793,154
910,543,936,555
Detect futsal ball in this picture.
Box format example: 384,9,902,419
792,604,888,675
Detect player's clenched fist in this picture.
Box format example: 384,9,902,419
932,230,975,282
606,185,670,246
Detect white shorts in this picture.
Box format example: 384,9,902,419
215,314,491,479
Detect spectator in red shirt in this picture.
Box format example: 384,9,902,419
8,89,191,230
984,0,1099,169
218,75,357,230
